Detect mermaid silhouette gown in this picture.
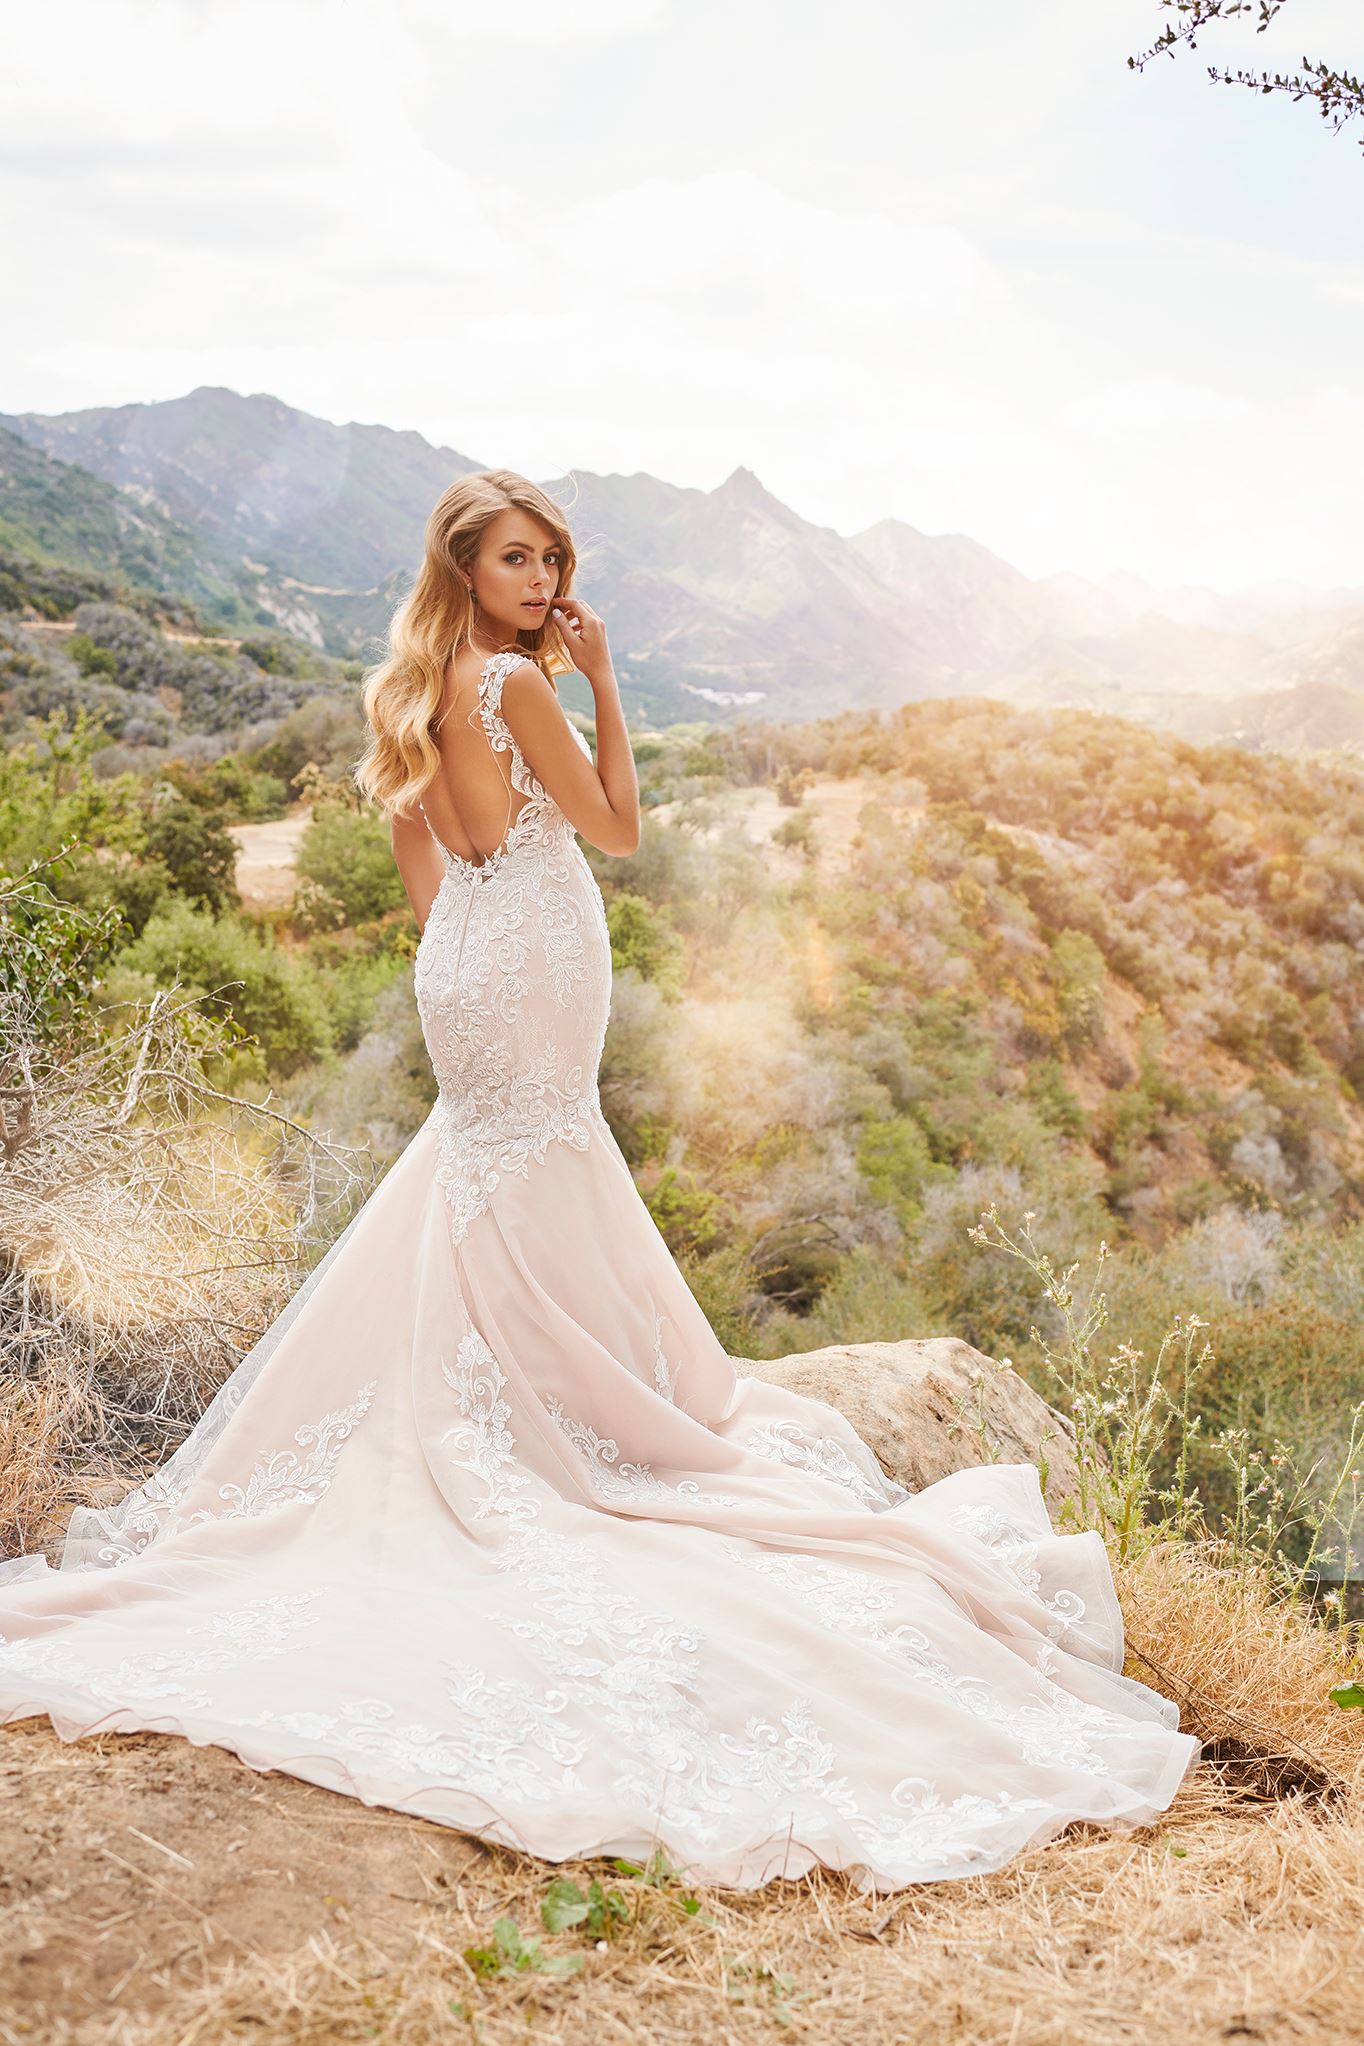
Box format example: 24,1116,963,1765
0,651,1200,1892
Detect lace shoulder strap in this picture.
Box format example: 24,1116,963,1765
477,650,534,722
476,652,547,801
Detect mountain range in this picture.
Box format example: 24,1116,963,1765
3,386,1362,743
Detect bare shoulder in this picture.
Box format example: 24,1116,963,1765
502,655,556,690
501,658,566,723
499,661,594,769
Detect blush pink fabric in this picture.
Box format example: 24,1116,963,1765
0,652,1200,1892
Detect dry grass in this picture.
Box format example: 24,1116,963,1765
3,1541,1361,2046
0,876,376,1555
0,1365,139,1561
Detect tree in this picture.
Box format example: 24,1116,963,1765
1129,1,1364,150
143,793,241,914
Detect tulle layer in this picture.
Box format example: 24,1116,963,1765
0,1109,1201,1893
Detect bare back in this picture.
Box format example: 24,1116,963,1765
389,640,634,933
420,645,537,870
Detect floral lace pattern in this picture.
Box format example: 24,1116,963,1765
742,1418,904,1511
545,1395,741,1511
88,1383,377,1567
0,1592,322,1712
945,1499,1088,1641
453,1519,1069,1874
718,1544,1130,1777
240,1676,587,1807
441,1328,541,1525
652,1305,677,1402
414,653,614,1247
216,1386,378,1516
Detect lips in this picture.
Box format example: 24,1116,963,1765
523,601,547,610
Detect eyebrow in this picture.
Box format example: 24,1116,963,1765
500,537,560,551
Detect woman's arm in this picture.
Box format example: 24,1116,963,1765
500,596,640,856
500,662,640,857
389,806,445,933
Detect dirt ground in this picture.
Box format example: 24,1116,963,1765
3,1700,1362,2046
229,808,313,911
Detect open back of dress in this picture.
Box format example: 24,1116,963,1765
418,651,544,871
416,650,588,880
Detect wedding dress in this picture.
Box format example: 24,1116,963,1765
0,651,1200,1893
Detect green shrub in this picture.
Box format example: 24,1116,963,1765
119,899,333,1073
293,806,406,931
143,797,240,913
856,1112,949,1229
606,890,685,997
772,808,817,857
1050,927,1107,1047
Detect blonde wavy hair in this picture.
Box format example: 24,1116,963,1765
354,469,579,819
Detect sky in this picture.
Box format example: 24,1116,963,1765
1,0,1361,594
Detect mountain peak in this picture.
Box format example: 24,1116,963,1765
718,464,766,499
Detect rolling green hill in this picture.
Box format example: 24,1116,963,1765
0,426,252,626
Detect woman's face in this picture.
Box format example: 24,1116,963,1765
469,508,563,631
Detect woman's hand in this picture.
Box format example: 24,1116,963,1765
550,593,611,684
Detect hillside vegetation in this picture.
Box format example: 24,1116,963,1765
0,425,252,626
0,601,359,755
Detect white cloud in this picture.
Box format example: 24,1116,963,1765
1062,379,1257,437
397,0,667,39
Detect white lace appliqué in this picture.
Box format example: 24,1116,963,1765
545,1396,740,1511
742,1418,904,1511
719,1544,1128,1777
215,1385,378,1515
945,1499,1088,1640
241,1675,586,1807
441,1328,540,1524
652,1305,678,1402
0,1592,323,1712
89,1383,378,1566
414,653,614,1247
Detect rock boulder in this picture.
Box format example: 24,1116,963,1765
735,1336,1081,1518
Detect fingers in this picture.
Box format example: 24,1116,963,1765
550,595,604,657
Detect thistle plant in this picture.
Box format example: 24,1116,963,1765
967,1202,1364,1631
967,1203,1210,1559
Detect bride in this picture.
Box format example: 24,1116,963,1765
0,470,1200,1892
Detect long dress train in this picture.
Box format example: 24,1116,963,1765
0,651,1200,1893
